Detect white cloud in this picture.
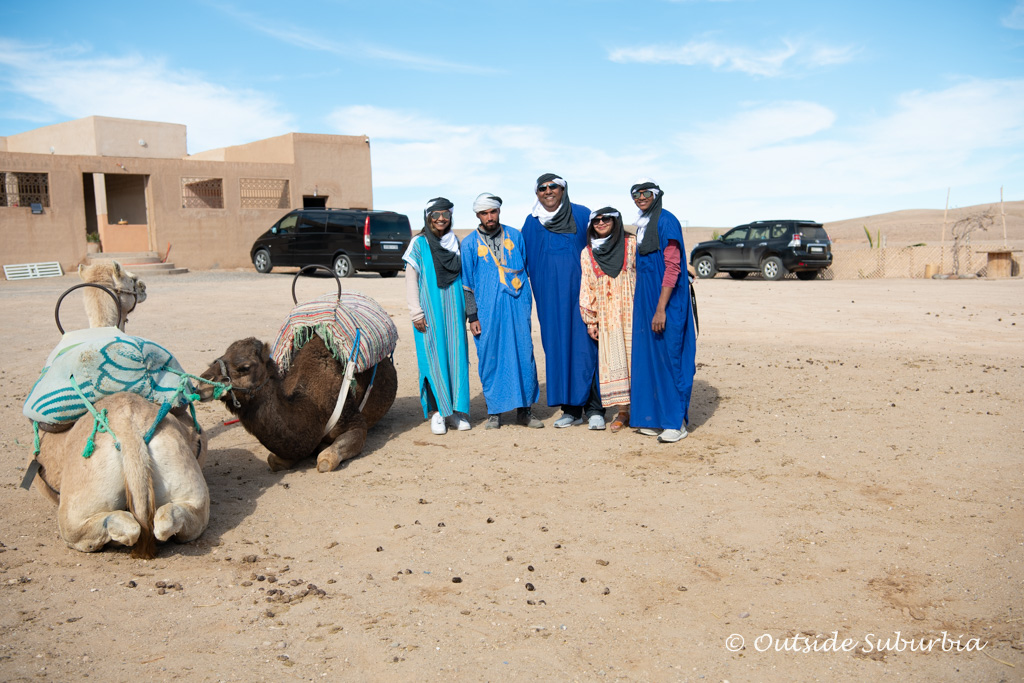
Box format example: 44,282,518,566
0,40,292,153
328,105,659,224
1003,1,1024,29
220,7,497,75
664,79,1024,221
608,38,856,76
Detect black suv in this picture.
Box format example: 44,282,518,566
251,208,412,277
690,220,832,280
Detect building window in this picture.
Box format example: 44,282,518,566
240,178,290,209
1,172,50,208
181,177,224,209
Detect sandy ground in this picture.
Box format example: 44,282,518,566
0,269,1022,682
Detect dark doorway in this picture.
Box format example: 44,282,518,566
82,173,98,235
303,195,327,208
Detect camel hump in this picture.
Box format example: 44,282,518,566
271,292,398,375
102,394,158,559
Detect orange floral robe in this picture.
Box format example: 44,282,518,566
578,236,636,407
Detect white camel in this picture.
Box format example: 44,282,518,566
77,260,147,330
28,393,209,558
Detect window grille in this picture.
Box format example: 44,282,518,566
181,177,224,209
0,172,50,208
240,178,290,209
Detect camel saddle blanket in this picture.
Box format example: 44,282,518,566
23,327,192,425
272,292,398,375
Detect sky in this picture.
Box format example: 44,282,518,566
1,0,1023,229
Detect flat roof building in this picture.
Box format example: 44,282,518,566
1,116,372,271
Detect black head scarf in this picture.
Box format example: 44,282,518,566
631,180,663,256
587,207,626,279
534,173,577,235
421,197,461,289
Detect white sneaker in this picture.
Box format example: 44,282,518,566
638,428,660,436
430,412,447,435
658,428,687,443
588,415,606,430
448,413,471,431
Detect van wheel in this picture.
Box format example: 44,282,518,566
761,256,786,280
254,249,272,274
333,254,353,278
379,271,398,278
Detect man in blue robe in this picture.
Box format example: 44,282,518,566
461,193,543,429
521,173,605,429
628,178,697,443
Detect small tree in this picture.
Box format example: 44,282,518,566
950,210,993,275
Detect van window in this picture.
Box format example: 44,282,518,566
278,214,299,233
297,212,327,233
369,214,412,240
327,212,360,234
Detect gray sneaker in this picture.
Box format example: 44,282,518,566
485,414,501,430
658,428,687,443
553,413,584,428
516,408,544,429
588,415,606,430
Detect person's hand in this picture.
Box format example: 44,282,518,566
687,263,696,282
413,317,427,333
587,323,599,341
651,308,667,334
470,320,481,336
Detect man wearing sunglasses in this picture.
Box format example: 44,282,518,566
521,173,605,429
628,178,697,443
459,193,543,430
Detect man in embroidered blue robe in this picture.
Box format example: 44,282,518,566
521,173,605,429
461,193,543,430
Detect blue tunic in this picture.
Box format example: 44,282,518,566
460,226,539,414
403,235,471,419
521,203,598,407
630,209,697,429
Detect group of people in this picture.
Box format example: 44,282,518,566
402,173,698,444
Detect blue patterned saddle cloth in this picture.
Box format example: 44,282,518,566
23,327,191,425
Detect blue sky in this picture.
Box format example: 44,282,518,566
1,0,1022,228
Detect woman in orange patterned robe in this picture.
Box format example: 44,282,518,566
578,207,636,432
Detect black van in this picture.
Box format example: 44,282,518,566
250,208,412,277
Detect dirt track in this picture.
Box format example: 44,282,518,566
1,270,1021,681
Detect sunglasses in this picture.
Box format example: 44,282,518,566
537,182,562,193
631,190,654,200
592,215,615,224
428,210,452,221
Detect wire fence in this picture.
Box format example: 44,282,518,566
824,240,1022,279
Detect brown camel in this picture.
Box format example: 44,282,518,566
198,335,397,472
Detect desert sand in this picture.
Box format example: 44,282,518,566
0,268,1021,682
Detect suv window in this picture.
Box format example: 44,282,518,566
749,226,770,240
722,228,748,242
797,225,829,241
770,225,788,239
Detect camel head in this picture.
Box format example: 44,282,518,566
78,261,148,330
199,338,276,408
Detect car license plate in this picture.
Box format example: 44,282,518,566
809,246,824,253
381,243,400,251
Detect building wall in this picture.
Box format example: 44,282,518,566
1,127,374,271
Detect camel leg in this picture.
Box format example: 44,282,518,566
266,453,301,472
59,508,141,553
154,502,208,543
317,424,367,473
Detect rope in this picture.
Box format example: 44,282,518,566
32,421,40,457
68,375,120,457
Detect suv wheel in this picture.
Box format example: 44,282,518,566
254,249,272,274
694,255,716,278
761,256,786,280
796,270,819,280
728,271,749,280
333,254,353,278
